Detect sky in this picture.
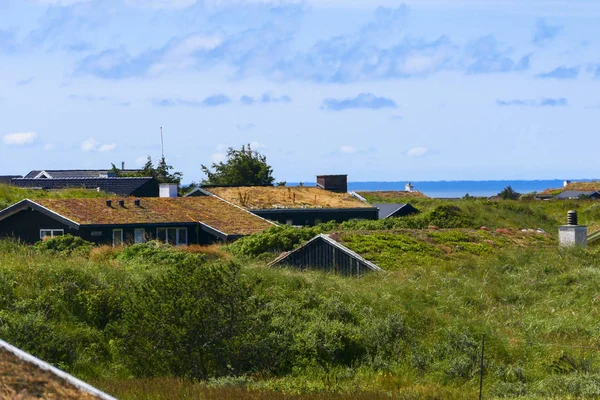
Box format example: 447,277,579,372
1,0,599,183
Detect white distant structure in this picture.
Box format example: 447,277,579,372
405,182,414,192
159,183,178,198
563,180,571,187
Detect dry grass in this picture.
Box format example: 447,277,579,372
356,190,428,200
91,378,474,400
206,187,372,209
0,349,99,400
183,244,230,259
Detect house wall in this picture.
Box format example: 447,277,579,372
0,208,220,245
274,237,374,275
79,224,216,245
253,208,378,226
0,209,77,243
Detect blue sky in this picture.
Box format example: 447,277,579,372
1,0,599,183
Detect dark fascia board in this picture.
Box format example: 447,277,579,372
252,207,377,214
199,223,228,240
269,234,382,272
0,199,80,230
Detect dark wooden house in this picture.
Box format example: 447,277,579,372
269,234,382,275
11,177,159,197
186,185,378,226
0,197,274,246
375,203,419,219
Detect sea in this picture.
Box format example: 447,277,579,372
288,180,591,199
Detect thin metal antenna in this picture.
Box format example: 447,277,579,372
160,127,164,159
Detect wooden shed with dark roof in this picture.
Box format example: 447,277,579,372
186,186,378,226
0,197,275,246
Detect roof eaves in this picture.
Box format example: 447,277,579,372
253,207,377,213
0,199,81,229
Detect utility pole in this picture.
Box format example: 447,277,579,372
160,127,164,159
479,334,485,400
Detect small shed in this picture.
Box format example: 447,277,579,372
554,191,600,200
375,203,419,219
269,234,382,275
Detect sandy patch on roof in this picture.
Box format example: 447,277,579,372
206,187,372,209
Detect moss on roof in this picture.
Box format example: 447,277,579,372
538,182,600,197
34,197,273,236
0,348,100,400
205,186,372,209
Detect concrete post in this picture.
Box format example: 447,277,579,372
559,210,587,247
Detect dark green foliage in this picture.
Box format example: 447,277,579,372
201,143,275,186
498,185,521,200
228,225,331,257
117,241,205,265
34,234,92,255
111,156,182,184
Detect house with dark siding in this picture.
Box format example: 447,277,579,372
375,203,419,219
185,175,378,226
0,196,275,246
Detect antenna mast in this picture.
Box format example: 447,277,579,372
160,127,164,159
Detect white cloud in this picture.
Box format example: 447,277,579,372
125,0,197,9
81,137,116,152
340,145,356,154
32,0,91,5
211,152,226,163
250,141,266,149
98,143,116,152
406,147,428,157
81,137,98,151
3,132,38,145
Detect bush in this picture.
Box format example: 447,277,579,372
117,241,205,265
34,234,92,255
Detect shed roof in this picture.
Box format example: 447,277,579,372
554,190,600,199
1,197,274,236
24,169,142,179
375,203,418,219
0,339,116,399
203,186,373,210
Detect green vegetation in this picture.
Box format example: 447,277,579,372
201,143,275,186
0,183,108,210
111,155,183,184
3,189,600,398
1,236,600,399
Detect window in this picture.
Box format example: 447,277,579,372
113,229,124,247
134,228,145,244
40,229,64,239
156,227,188,246
314,218,322,225
286,219,294,226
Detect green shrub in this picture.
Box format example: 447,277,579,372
34,234,92,255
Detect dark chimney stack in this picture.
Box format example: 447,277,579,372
118,200,125,208
134,199,141,207
316,174,348,193
121,161,125,171
106,200,112,207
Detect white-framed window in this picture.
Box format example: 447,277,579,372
156,227,188,246
113,229,124,247
40,229,64,239
286,219,294,226
134,228,146,244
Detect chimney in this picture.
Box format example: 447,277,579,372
121,161,125,171
118,200,125,207
106,200,112,207
559,210,587,247
134,199,141,207
316,175,348,193
159,183,178,198
563,180,571,187
405,182,414,192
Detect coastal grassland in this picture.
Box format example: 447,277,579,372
0,183,109,210
356,193,600,233
1,238,600,399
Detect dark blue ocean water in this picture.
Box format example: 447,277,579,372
289,180,587,198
